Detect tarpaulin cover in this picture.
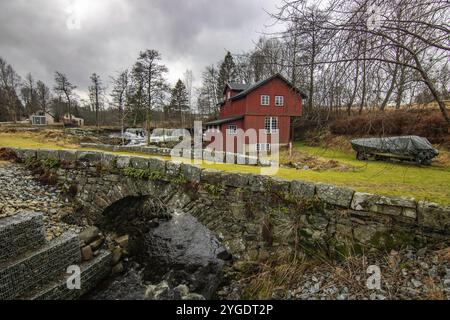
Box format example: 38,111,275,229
351,136,439,157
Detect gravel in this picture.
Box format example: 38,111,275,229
218,246,450,300
0,162,81,241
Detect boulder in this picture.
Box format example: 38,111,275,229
173,285,190,299
115,235,129,248
111,262,124,275
111,247,123,266
79,226,99,245
90,238,104,251
81,245,93,261
145,281,170,300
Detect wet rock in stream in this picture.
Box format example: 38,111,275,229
140,210,228,299
89,210,229,300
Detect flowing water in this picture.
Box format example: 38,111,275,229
88,210,229,300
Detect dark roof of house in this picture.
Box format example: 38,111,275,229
204,115,244,126
231,73,308,101
223,83,250,94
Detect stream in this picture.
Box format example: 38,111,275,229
87,210,229,300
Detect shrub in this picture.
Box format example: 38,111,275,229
329,110,449,144
0,148,17,161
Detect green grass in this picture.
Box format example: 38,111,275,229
1,133,449,204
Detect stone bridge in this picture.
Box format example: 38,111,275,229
6,147,450,260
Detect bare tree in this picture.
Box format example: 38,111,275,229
0,57,22,122
54,71,76,125
89,73,105,131
137,49,169,144
36,80,51,114
111,70,129,144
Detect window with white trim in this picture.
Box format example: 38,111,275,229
265,117,278,134
261,95,270,106
227,92,231,100
255,143,271,152
227,125,237,135
275,96,284,106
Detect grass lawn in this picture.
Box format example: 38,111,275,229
1,132,449,204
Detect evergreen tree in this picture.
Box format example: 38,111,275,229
169,79,189,125
217,51,236,101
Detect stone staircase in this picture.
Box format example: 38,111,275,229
0,212,112,300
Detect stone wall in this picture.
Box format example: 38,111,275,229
7,147,450,260
80,143,273,166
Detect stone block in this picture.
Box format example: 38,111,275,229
201,169,223,185
418,201,450,232
76,151,102,164
116,156,131,169
14,148,36,160
101,153,117,170
148,158,166,174
180,163,202,182
290,180,316,200
316,184,354,208
165,161,181,177
37,149,59,160
270,177,290,193
130,156,149,170
351,192,417,218
58,150,77,162
249,174,271,192
221,172,249,188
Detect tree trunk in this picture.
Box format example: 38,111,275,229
413,54,450,123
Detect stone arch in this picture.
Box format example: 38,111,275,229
86,180,229,299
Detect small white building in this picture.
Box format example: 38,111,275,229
63,114,85,127
30,111,56,126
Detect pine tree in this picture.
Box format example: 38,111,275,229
169,79,189,125
217,51,236,101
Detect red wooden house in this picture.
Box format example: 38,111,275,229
205,73,307,153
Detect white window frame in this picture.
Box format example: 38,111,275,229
227,125,237,135
255,143,271,152
265,117,278,134
260,95,270,106
32,116,46,125
227,92,231,100
275,96,284,107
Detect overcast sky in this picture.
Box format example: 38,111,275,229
0,0,283,99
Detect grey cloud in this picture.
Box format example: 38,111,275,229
0,0,280,96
